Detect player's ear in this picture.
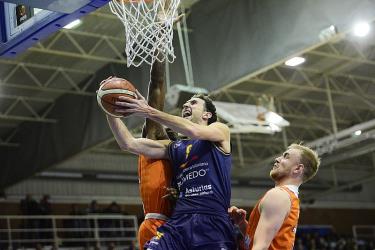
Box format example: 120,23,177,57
294,163,304,175
202,111,212,121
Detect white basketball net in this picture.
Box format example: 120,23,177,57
109,0,180,67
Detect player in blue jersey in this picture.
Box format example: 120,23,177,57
108,92,235,249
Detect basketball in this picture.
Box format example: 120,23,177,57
96,77,136,118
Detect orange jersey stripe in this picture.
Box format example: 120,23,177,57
138,155,173,216
246,186,300,250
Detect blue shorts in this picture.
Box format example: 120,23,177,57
144,213,236,250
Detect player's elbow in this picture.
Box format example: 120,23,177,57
187,128,201,139
118,138,136,152
118,143,131,152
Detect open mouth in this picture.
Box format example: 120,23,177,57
182,108,192,118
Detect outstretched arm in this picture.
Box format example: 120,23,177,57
107,116,169,159
142,60,168,140
252,188,291,250
116,93,231,152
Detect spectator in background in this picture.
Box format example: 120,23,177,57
64,204,89,247
294,238,306,250
20,194,39,215
87,200,102,243
15,5,28,25
19,194,40,246
295,232,375,250
39,194,53,242
102,202,122,240
39,194,52,215
88,200,101,214
104,202,121,214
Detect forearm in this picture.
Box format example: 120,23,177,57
107,115,169,158
145,107,198,138
144,60,167,140
106,115,136,151
143,81,167,139
238,220,248,236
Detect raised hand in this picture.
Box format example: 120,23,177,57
115,89,151,117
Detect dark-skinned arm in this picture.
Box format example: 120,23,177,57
142,60,168,140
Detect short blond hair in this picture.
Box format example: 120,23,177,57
288,143,320,183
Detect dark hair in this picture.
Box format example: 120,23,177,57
192,93,217,125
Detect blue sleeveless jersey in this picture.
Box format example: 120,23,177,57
168,139,232,215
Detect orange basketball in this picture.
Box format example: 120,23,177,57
96,77,136,118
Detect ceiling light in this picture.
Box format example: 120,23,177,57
319,25,338,41
96,174,138,181
63,19,82,29
353,22,370,37
38,171,82,178
353,130,362,136
284,56,305,67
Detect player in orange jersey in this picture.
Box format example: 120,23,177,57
136,60,176,249
229,143,320,250
102,59,174,248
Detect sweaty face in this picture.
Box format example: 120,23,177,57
270,148,302,181
181,97,206,123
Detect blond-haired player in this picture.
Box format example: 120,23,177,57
229,143,320,250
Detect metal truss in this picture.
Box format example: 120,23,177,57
0,60,95,95
219,31,375,199
29,29,127,64
0,94,57,123
309,119,375,155
0,60,96,124
0,127,19,147
303,173,375,201
232,119,375,198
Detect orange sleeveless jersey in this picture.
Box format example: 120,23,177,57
138,155,174,248
246,186,300,250
138,155,173,216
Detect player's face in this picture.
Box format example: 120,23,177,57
270,148,302,181
181,97,206,123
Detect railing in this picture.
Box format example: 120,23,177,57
352,225,375,241
0,215,138,249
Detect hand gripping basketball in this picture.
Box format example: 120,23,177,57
96,77,136,117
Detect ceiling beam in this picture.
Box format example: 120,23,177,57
29,47,127,65
0,60,94,75
0,114,57,123
303,173,375,200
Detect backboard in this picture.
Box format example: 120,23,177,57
0,0,110,57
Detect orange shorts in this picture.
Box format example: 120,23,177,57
138,218,167,249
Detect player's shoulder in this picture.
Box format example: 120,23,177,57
209,121,228,127
263,188,291,204
208,122,230,132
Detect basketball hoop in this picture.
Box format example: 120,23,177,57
109,0,180,67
